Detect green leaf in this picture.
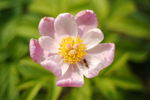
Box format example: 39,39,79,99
107,16,150,38
18,80,38,91
29,0,58,16
0,50,9,62
0,65,9,100
16,14,40,39
0,64,19,100
108,0,136,20
45,77,62,100
94,77,122,100
17,25,39,39
92,0,110,20
18,58,51,78
11,40,28,59
109,76,143,91
8,66,19,100
0,1,11,10
25,80,43,100
1,18,18,48
129,51,149,62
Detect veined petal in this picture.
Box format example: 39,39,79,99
40,55,62,77
38,17,55,38
82,28,104,50
29,39,44,63
39,36,59,53
75,10,98,36
54,13,78,40
56,64,84,87
78,43,115,78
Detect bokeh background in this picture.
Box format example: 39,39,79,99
0,0,150,100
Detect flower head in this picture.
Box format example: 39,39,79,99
30,10,115,87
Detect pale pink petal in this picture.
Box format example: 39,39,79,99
56,64,84,87
75,10,98,27
60,62,70,76
29,39,44,63
54,13,78,40
40,55,62,77
39,36,59,53
38,17,55,38
78,43,115,78
82,28,104,50
75,10,98,36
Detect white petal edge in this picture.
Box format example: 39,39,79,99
82,28,104,50
40,55,62,77
39,36,59,53
54,13,78,40
77,43,115,78
56,64,84,87
75,10,98,37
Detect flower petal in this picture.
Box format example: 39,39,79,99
56,64,84,87
40,55,62,77
82,28,104,50
29,39,44,63
39,36,59,53
75,10,98,27
60,62,70,76
54,13,78,40
75,10,98,36
38,17,55,38
78,43,115,78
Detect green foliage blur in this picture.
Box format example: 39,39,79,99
0,0,150,100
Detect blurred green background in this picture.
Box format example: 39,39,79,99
0,0,150,100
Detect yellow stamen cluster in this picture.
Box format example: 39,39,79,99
58,37,86,64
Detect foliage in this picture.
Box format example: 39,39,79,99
0,0,150,100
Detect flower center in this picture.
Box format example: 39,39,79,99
58,36,86,64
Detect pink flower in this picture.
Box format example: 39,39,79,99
29,10,115,87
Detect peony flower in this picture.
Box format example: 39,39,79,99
30,10,115,87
